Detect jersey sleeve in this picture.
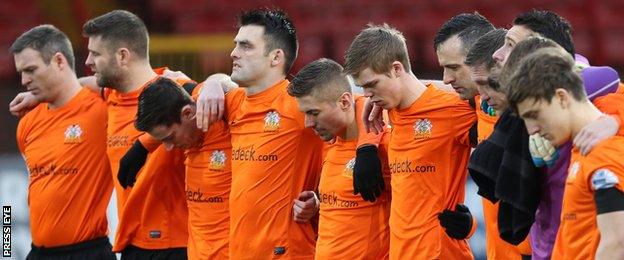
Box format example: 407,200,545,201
585,144,624,194
590,168,623,193
451,99,477,147
593,92,624,136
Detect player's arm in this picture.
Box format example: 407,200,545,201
16,117,28,154
421,79,454,93
452,99,478,147
596,210,624,259
353,98,386,202
77,76,101,93
582,66,620,101
117,139,149,189
593,168,624,259
574,115,620,156
574,66,622,156
360,97,385,134
195,73,238,131
439,100,479,239
9,77,102,116
9,91,38,117
161,68,195,86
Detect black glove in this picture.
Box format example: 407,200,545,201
118,140,148,189
438,204,473,239
353,145,385,202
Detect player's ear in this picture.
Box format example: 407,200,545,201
117,47,131,67
270,49,284,67
181,105,195,121
554,88,570,109
338,92,353,111
52,52,67,70
391,61,405,78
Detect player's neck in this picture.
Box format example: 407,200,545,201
244,71,285,96
342,106,358,141
49,74,82,109
398,73,427,109
117,62,157,93
570,100,604,140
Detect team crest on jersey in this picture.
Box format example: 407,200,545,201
64,124,83,144
342,158,356,178
413,118,432,139
567,161,580,182
263,111,280,132
209,150,227,170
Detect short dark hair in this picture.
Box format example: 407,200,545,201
136,77,193,132
465,28,507,70
344,24,411,76
513,10,575,58
507,48,585,112
83,10,149,59
499,36,561,90
288,58,351,101
434,12,494,53
239,9,298,74
10,24,75,70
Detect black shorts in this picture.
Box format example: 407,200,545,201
26,236,116,260
121,244,187,260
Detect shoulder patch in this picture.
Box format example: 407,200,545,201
591,168,619,190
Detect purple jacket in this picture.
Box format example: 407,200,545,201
530,142,570,260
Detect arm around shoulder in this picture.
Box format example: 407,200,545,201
78,76,101,93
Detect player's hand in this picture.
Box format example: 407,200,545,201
574,115,619,156
196,80,225,131
353,145,385,202
293,191,319,223
362,98,385,134
162,68,192,83
438,204,473,240
118,140,148,189
529,134,560,167
9,91,38,117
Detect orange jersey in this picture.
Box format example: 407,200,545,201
315,96,391,259
104,67,182,209
109,69,189,251
223,80,324,259
552,137,624,260
387,84,475,259
184,86,233,259
16,88,113,247
593,83,624,136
